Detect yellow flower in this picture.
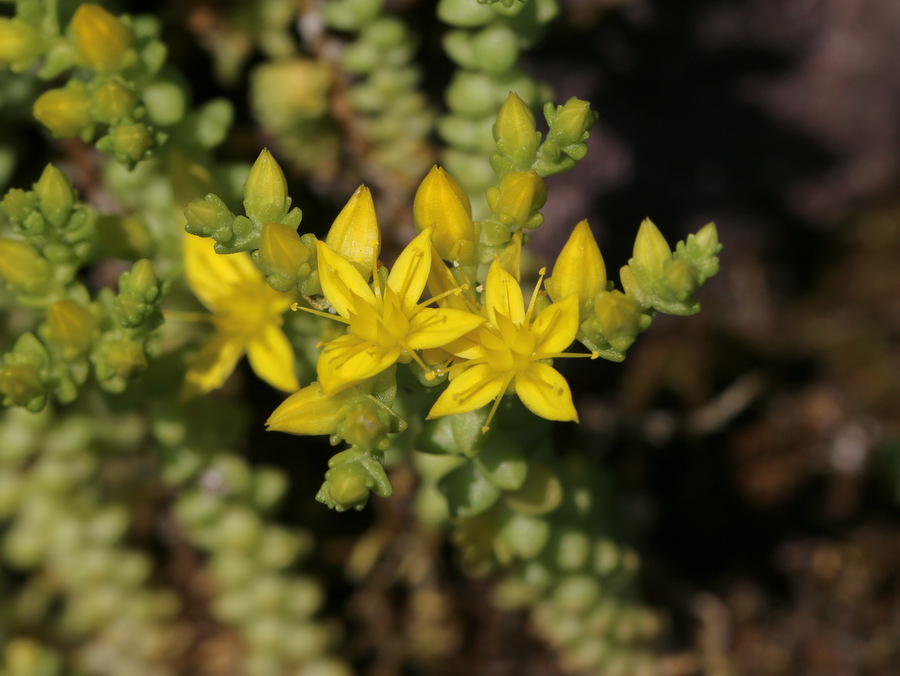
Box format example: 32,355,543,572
312,228,484,396
181,234,298,397
428,259,592,432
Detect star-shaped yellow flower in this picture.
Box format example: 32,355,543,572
428,259,590,431
313,228,485,396
182,233,299,397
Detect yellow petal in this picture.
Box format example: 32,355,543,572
182,333,246,398
183,234,261,314
484,258,524,326
406,307,485,350
315,239,376,319
531,295,579,356
426,245,470,311
515,362,578,422
427,363,508,419
267,382,356,435
387,227,432,315
325,185,381,279
246,324,299,391
317,333,401,395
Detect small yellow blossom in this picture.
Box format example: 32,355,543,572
546,219,606,317
181,234,298,397
325,185,381,279
312,229,484,396
413,166,476,264
70,4,132,74
428,259,590,431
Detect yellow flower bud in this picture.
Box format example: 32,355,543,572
0,364,44,407
103,339,147,378
554,97,596,146
267,382,357,436
258,222,311,281
0,18,42,70
33,86,92,138
46,300,95,355
547,220,606,316
486,170,547,230
93,80,136,124
592,290,646,353
70,4,131,74
325,185,380,279
243,149,288,225
493,92,540,168
631,218,672,278
413,166,475,263
34,165,75,228
0,239,50,289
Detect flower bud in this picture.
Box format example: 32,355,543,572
325,464,371,510
92,80,136,124
631,218,671,279
258,223,311,284
243,149,288,225
34,165,75,228
0,18,42,70
325,185,380,279
592,290,647,353
33,86,92,138
70,4,131,74
46,300,95,354
486,170,547,230
493,92,540,168
120,259,161,303
662,258,700,298
342,405,389,449
679,222,721,281
413,166,475,263
266,382,356,436
0,189,36,224
547,220,606,316
550,97,597,147
0,239,50,289
184,199,231,239
0,364,44,407
96,122,154,164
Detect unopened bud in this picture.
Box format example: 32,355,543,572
547,220,606,316
267,382,356,436
0,364,44,407
326,464,370,510
486,170,547,230
325,185,380,279
413,166,475,264
0,18,42,70
184,198,231,239
259,223,311,286
92,80,136,124
592,290,647,353
34,165,75,228
96,123,154,164
33,86,92,138
0,239,50,289
243,149,288,225
46,300,95,354
550,97,597,147
102,339,147,378
631,218,672,279
70,4,132,74
493,92,540,168
663,258,699,297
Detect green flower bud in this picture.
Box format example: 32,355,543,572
120,259,162,303
547,219,606,317
678,221,721,281
325,185,380,279
184,197,233,239
258,223,311,290
34,165,76,228
46,299,95,355
631,218,672,279
413,166,475,263
0,18,42,70
342,404,389,450
97,338,147,382
0,364,44,407
663,257,700,298
549,97,597,148
92,80,137,124
493,92,540,169
96,122,155,164
33,86,93,138
326,463,371,510
0,239,50,290
591,289,648,353
243,149,289,225
486,170,547,230
70,4,132,74
0,189,37,224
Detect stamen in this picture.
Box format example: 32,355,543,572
482,374,515,433
417,283,469,310
291,302,350,325
525,267,547,324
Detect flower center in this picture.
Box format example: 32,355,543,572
481,319,535,373
347,286,409,350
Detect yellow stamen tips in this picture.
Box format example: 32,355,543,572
591,351,600,360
